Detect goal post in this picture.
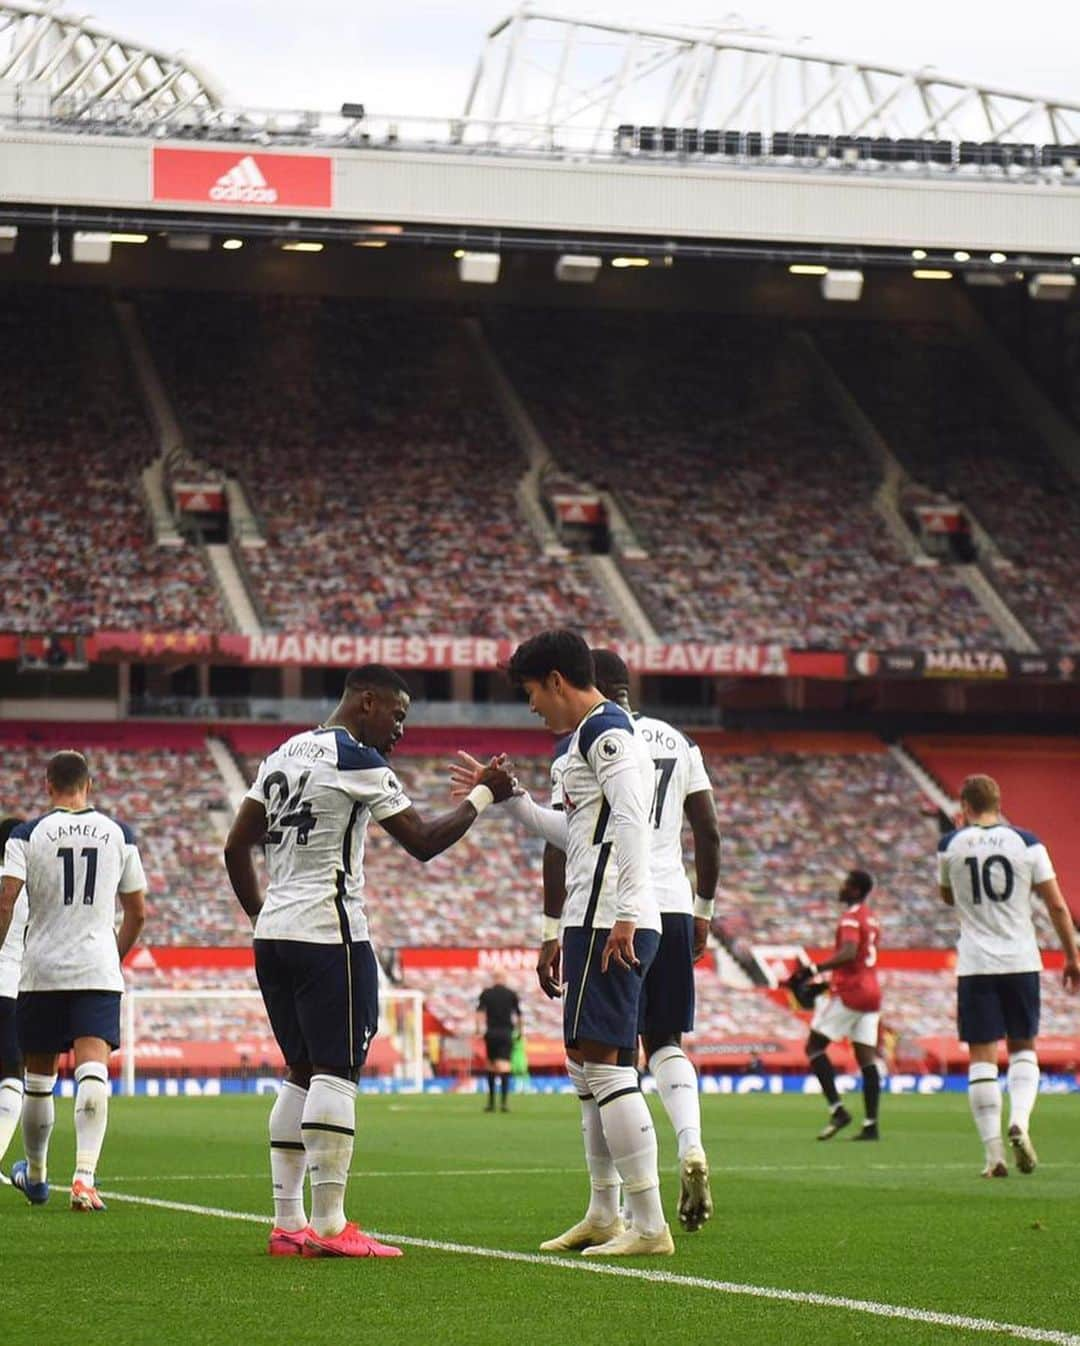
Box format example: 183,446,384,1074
120,987,425,1096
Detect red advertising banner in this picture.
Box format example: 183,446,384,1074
173,482,227,513
152,147,333,210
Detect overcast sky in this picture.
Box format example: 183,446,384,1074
78,1,1080,117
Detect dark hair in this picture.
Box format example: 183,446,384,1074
345,664,412,697
507,629,594,690
591,648,631,696
960,774,1000,814
0,816,23,851
848,869,874,899
47,750,90,794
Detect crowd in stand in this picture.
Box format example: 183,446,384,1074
141,295,617,640
0,289,227,634
491,310,1002,649
0,743,244,946
813,321,1080,649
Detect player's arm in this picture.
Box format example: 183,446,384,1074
939,884,955,907
1033,877,1080,991
116,888,146,961
685,788,720,961
594,744,651,974
223,797,269,922
0,875,24,948
451,751,570,850
380,764,514,862
815,938,859,973
538,841,566,999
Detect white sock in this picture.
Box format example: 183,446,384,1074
302,1074,356,1238
73,1062,110,1187
23,1072,57,1183
968,1063,1004,1165
584,1063,665,1238
648,1045,703,1161
0,1076,23,1167
566,1059,619,1224
1007,1051,1040,1133
269,1080,308,1231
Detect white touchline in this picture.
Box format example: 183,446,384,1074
98,1190,1080,1346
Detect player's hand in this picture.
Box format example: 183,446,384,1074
1063,958,1080,993
601,920,639,974
450,750,507,798
537,939,563,998
692,916,709,962
479,765,516,803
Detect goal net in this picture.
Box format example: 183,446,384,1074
119,987,425,1096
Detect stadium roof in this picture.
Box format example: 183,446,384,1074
0,0,222,115
465,5,1080,150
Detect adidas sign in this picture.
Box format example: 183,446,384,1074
210,155,278,204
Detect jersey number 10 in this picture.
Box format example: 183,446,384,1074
963,855,1015,904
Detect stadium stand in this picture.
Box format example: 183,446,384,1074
140,294,619,640
812,321,1080,649
0,288,228,634
489,310,1002,649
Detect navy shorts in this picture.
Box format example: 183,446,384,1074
255,938,379,1073
17,990,121,1053
563,926,660,1056
639,912,696,1038
958,972,1040,1044
0,995,21,1075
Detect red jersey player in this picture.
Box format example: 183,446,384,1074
803,870,884,1141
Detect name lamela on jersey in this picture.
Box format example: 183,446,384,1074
42,820,112,844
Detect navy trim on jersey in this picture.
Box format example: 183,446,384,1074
117,820,137,845
582,842,613,930
591,798,611,846
937,828,960,852
577,702,633,758
9,815,47,843
341,800,361,875
334,731,388,773
333,872,353,944
1007,826,1041,846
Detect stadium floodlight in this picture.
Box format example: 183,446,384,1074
1072,256,1080,265
611,257,649,268
354,240,387,248
0,225,16,255
911,248,927,260
913,269,953,280
167,234,211,252
71,231,111,264
555,254,602,283
109,233,148,244
280,241,324,252
458,251,500,283
789,264,827,275
989,252,1007,263
822,269,864,301
953,250,971,262
1028,273,1076,300
222,238,243,250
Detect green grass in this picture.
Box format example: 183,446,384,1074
3,1092,1080,1345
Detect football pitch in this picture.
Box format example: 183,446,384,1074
3,1092,1079,1346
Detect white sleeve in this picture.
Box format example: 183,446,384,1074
244,759,267,806
2,836,27,882
589,735,650,924
120,843,148,893
685,744,711,797
503,792,569,851
1029,843,1055,886
338,765,412,821
550,759,566,809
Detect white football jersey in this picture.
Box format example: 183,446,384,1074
552,701,660,934
632,714,712,915
0,888,28,999
937,823,1054,976
2,808,146,993
246,726,411,945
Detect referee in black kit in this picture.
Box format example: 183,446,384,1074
476,969,522,1112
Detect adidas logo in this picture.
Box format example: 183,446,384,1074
210,155,278,204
